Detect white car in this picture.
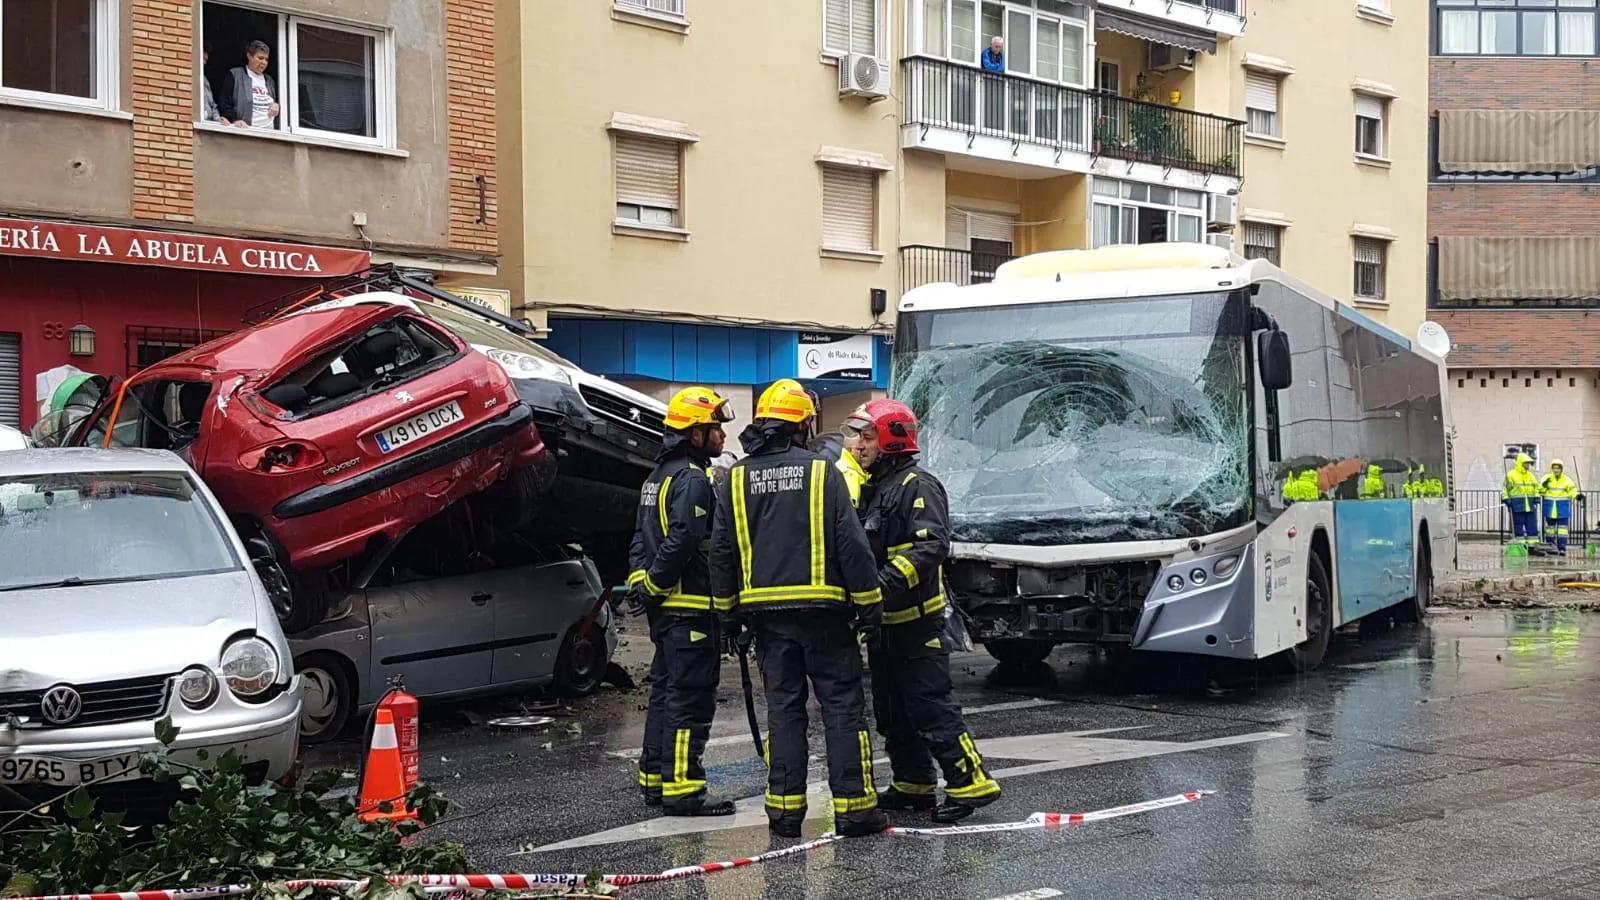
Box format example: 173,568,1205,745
0,424,28,451
0,449,302,816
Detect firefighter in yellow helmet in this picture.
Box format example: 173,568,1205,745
631,386,736,816
710,378,888,838
1541,458,1579,552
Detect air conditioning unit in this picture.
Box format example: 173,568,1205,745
1207,233,1238,253
1148,44,1196,73
1207,193,1239,227
839,52,890,99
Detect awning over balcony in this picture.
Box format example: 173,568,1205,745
1437,109,1600,174
1094,9,1218,55
1438,236,1600,301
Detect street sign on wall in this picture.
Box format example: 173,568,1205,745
798,331,874,381
450,286,513,317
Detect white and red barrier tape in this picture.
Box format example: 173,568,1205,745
10,790,1211,900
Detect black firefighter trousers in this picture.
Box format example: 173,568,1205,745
753,611,880,826
868,616,1000,805
638,609,722,811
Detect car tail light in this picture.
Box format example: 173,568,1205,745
240,441,326,473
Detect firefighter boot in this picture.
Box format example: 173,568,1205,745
835,808,890,837
768,811,805,838
663,796,737,817
932,783,1001,824
876,784,936,811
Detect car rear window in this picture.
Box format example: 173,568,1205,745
265,317,458,416
0,471,241,591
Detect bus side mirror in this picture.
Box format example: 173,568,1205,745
1258,329,1293,391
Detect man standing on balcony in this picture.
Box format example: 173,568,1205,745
981,36,1006,72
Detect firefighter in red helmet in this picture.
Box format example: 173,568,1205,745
843,398,1002,823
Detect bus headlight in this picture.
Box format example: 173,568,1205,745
1167,574,1186,592
1189,568,1208,585
1212,554,1241,578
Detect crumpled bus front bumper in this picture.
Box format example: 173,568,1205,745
1130,544,1257,659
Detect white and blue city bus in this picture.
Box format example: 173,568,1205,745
894,243,1454,672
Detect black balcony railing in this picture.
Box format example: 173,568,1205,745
901,57,1243,179
901,245,1019,293
1174,0,1242,13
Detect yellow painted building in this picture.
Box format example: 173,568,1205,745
494,0,1427,418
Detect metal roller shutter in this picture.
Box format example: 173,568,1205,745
615,134,681,211
0,333,19,428
945,207,968,248
967,210,1015,243
822,166,876,251
1245,72,1277,114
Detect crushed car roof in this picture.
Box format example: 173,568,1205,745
0,448,192,477
140,304,402,376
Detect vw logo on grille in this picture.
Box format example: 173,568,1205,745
40,685,83,725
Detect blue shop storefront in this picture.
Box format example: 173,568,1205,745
543,317,891,431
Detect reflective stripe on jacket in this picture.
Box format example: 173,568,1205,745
1542,473,1578,501
1504,467,1541,512
863,463,950,627
709,444,882,614
628,455,721,613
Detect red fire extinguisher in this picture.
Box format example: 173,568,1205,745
377,678,420,793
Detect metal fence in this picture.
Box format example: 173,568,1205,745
1176,0,1242,12
900,57,1243,179
1454,488,1596,541
900,245,1018,293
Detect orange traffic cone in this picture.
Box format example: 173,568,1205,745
357,708,419,826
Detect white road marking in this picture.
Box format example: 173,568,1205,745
532,727,1285,853
604,697,1066,760
985,890,1065,900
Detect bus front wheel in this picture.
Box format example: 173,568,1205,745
1280,553,1332,674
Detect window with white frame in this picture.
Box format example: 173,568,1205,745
916,0,1088,85
821,166,878,252
615,133,683,229
824,0,882,57
0,0,116,110
1090,178,1204,249
1244,71,1281,138
1357,0,1391,14
1353,237,1388,300
1355,93,1386,157
1436,0,1598,57
616,0,685,17
200,2,394,147
1243,223,1283,266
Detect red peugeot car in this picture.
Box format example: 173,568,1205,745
60,304,552,631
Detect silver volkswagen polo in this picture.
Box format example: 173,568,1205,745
0,449,301,803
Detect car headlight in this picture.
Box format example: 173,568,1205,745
220,637,280,699
484,348,572,385
178,666,218,709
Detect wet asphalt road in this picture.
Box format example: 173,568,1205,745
306,608,1600,899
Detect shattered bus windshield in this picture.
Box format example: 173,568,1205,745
894,290,1250,545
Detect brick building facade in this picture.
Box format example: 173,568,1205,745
1427,6,1600,492
0,0,499,430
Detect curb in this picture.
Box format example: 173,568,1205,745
1438,569,1600,599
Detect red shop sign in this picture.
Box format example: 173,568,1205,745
0,216,370,277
